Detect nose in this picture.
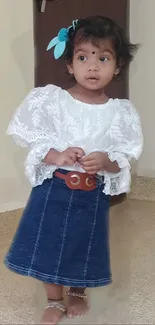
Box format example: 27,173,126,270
88,59,99,72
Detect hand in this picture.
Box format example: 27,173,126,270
81,152,109,175
56,147,85,166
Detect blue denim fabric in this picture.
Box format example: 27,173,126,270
4,169,112,288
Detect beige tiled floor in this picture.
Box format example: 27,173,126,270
1,199,155,324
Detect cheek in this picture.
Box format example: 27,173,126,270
101,62,116,75
73,62,85,75
72,61,80,71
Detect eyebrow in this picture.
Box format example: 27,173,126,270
74,49,89,54
102,49,114,55
75,48,114,56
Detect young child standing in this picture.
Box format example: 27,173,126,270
5,16,143,324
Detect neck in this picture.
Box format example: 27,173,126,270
69,84,108,104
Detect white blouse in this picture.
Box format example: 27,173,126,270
7,84,143,196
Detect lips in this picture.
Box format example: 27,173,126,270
86,76,99,80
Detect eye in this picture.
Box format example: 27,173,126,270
100,57,109,62
78,55,87,61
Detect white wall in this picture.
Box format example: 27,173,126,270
130,0,155,177
0,0,154,212
0,0,34,211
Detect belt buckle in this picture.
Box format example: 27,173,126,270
85,176,94,188
66,172,96,191
70,174,81,186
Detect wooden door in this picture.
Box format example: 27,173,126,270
33,0,129,204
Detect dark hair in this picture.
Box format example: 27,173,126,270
64,16,138,76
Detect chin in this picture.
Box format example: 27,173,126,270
84,84,103,91
82,81,105,91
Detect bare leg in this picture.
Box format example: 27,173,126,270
66,287,89,318
41,283,65,324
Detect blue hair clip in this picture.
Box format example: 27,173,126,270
46,20,78,59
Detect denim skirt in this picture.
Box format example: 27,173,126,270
4,169,112,288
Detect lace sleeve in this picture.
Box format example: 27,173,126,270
7,85,59,186
7,86,53,146
103,100,143,195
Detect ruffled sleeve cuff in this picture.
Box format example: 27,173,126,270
103,152,131,196
25,143,56,186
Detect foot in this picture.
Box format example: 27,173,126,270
66,291,89,319
41,300,66,324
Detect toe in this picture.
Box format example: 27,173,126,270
68,313,74,319
78,311,82,317
73,307,79,317
67,308,74,319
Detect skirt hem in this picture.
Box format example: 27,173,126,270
4,259,112,288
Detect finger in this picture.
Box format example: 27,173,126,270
83,166,99,173
82,160,96,167
72,147,85,157
83,169,97,175
82,154,95,162
77,157,83,165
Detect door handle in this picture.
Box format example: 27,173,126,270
38,0,59,13
40,0,47,12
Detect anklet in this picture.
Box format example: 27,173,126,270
66,291,87,299
45,299,66,312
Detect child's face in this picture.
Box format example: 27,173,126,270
67,39,119,91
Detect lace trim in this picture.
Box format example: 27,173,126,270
102,152,131,196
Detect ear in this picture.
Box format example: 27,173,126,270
66,62,74,75
114,67,120,76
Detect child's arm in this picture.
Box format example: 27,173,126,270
43,149,60,165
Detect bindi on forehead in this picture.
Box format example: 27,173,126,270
92,51,95,55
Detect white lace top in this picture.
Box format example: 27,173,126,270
7,84,143,195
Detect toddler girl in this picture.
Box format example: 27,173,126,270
5,16,143,324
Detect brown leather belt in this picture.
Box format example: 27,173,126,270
54,171,96,191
